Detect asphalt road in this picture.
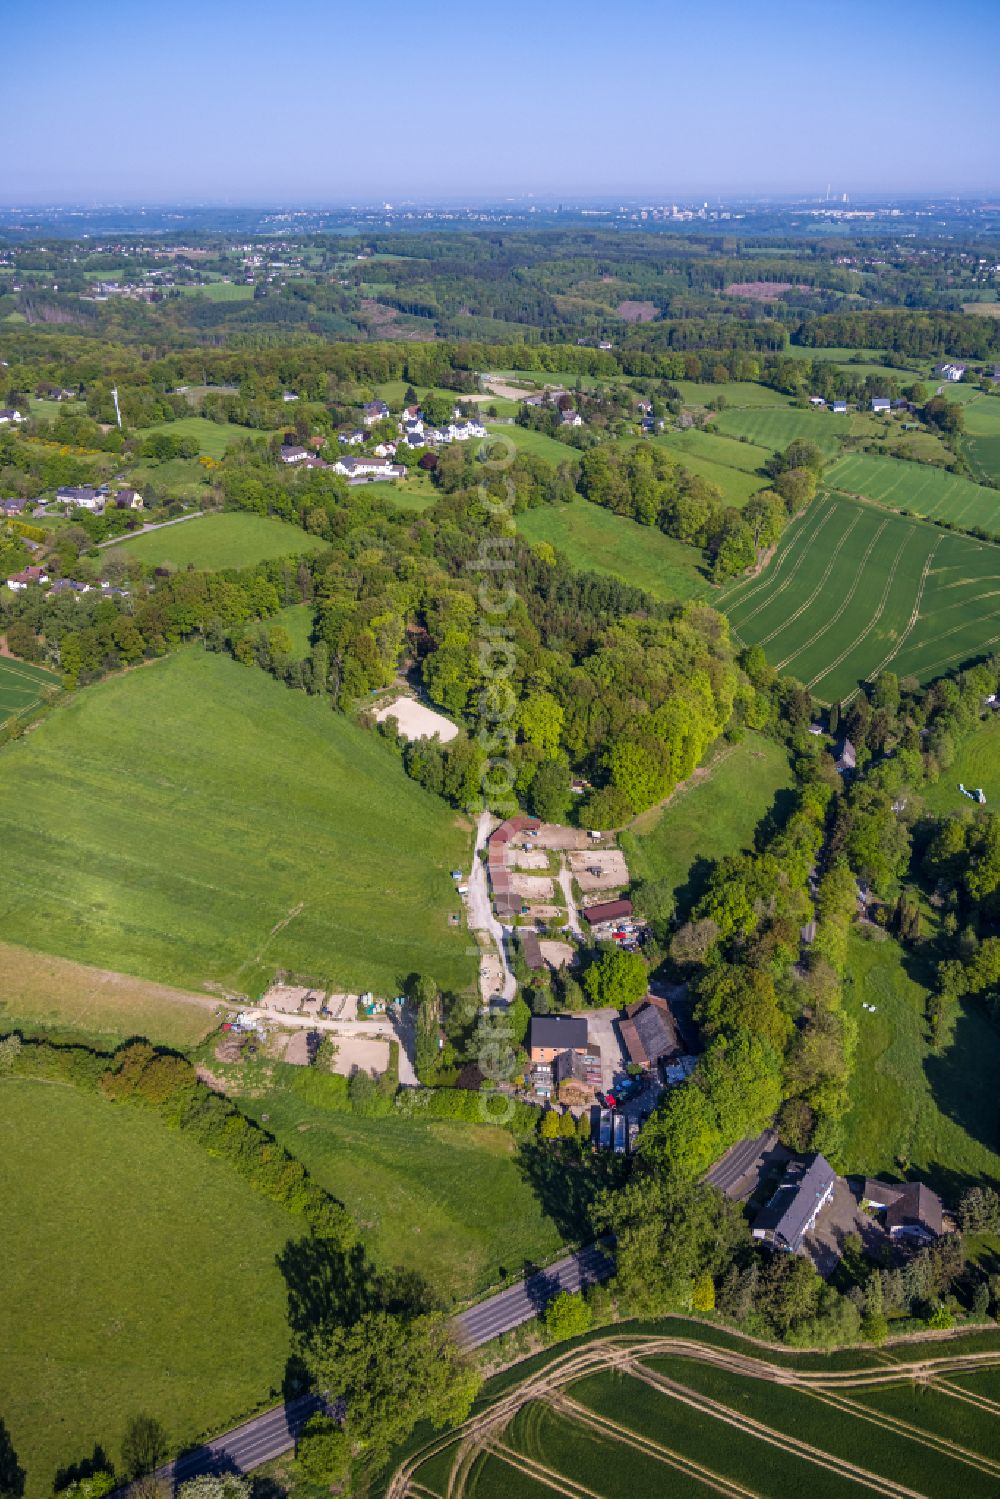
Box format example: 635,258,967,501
453,1240,615,1349
703,1127,777,1197
143,1394,323,1491
141,1241,616,1488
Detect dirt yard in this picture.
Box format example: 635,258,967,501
261,983,322,1014
567,848,629,891
373,695,458,743
511,873,554,899
282,1032,312,1066
328,1036,390,1078
532,823,591,851
539,940,575,969
508,849,550,870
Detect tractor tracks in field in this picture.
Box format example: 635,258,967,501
386,1333,1000,1499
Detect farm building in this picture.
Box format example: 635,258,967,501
520,929,545,971
488,814,540,919
620,994,679,1071
114,488,143,509
752,1153,837,1254
832,400,847,414
583,898,633,927
862,1179,943,1242
554,1045,602,1104
529,1015,588,1064
871,398,891,414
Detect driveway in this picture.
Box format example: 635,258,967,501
96,509,204,548
467,810,516,1005
580,1008,629,1090
558,858,584,938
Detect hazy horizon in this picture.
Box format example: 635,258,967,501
5,0,1000,205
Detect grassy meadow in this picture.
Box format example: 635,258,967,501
715,493,1000,702
138,415,267,459
961,394,1000,485
649,436,768,508
177,281,255,301
483,423,581,464
0,939,218,1049
657,426,772,474
0,650,475,998
0,655,60,730
841,932,1000,1189
0,1078,295,1499
920,715,1000,815
828,452,1000,531
239,1078,567,1304
621,735,793,922
518,498,707,603
108,511,328,569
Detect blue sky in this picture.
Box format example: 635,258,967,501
5,0,999,202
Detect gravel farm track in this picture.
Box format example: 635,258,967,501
386,1331,1000,1499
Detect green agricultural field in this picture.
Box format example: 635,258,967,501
648,437,768,508
178,281,255,301
518,499,707,604
0,650,475,997
674,380,793,408
483,423,581,465
841,932,1000,1188
657,427,771,474
716,493,1000,702
0,1077,295,1499
385,1322,1000,1499
621,734,793,922
137,415,267,459
962,394,1000,485
921,716,1000,815
827,452,1000,531
713,406,852,459
0,655,60,730
108,511,328,569
239,1077,567,1303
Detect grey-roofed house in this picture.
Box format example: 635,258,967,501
752,1153,837,1254
862,1179,943,1242
529,1015,588,1064
620,995,679,1071
835,738,856,774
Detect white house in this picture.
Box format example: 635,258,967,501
0,408,25,424
403,431,425,450
57,485,103,511
809,395,826,406
279,444,309,464
933,362,966,382
6,565,49,592
361,400,390,427
372,440,398,458
871,397,891,414
560,409,584,427
338,429,367,446
282,390,299,402
333,454,404,480
446,420,485,442
832,400,848,414
114,488,144,510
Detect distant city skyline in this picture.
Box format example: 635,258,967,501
6,0,999,204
